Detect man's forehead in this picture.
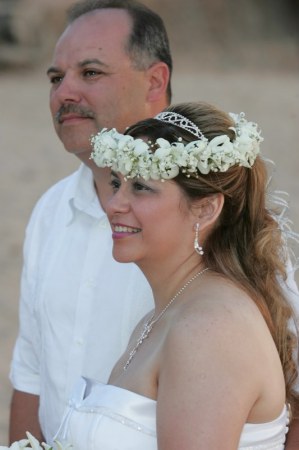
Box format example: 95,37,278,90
49,10,134,70
63,8,132,41
54,9,132,56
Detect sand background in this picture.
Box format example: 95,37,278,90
0,0,299,444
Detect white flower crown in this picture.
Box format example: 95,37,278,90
90,111,263,180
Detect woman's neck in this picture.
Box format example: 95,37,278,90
138,257,207,314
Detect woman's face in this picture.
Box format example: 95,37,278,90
105,171,198,267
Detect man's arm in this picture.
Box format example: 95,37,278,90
9,390,44,444
9,198,47,444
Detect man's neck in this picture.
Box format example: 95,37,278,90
92,167,113,212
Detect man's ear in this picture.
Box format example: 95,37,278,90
145,61,170,103
193,194,224,230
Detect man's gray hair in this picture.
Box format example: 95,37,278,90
67,0,173,101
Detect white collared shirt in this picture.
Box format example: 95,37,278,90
10,164,154,442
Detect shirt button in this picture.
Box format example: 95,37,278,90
75,339,84,346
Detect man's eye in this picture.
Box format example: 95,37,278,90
83,70,103,78
49,75,63,84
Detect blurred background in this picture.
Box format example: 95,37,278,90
0,0,298,443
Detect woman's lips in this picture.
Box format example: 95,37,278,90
112,224,141,238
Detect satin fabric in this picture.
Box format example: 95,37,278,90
55,377,288,450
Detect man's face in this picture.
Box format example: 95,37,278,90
48,9,153,159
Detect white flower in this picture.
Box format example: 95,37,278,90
161,165,180,179
0,433,72,450
154,146,172,159
50,442,72,450
132,140,148,156
89,112,262,180
98,132,117,149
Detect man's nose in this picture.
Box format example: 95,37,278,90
53,73,82,104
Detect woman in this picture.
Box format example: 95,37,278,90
56,102,298,449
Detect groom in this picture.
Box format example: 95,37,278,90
9,0,170,444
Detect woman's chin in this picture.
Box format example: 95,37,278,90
112,250,136,264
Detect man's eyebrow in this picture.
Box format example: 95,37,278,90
46,59,109,76
47,66,60,76
78,58,109,68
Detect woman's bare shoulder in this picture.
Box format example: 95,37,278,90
164,273,270,369
177,274,262,330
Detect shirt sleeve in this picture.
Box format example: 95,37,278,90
9,202,44,395
9,173,74,395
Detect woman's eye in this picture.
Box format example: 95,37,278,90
110,179,120,190
133,182,151,192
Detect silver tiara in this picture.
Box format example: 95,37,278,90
155,111,205,140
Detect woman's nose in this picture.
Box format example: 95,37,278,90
106,187,131,217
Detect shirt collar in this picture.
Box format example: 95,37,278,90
68,164,108,223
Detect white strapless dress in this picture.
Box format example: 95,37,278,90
55,377,289,450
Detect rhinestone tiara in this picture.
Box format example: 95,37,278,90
155,111,205,140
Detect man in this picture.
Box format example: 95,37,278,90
9,0,171,444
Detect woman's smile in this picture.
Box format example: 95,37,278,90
112,223,142,239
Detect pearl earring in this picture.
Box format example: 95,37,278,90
194,223,204,255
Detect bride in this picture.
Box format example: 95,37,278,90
55,101,298,449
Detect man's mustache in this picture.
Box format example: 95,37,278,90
55,104,95,123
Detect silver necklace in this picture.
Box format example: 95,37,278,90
123,267,209,370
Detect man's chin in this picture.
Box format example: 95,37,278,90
62,143,92,162
61,135,92,154
58,124,97,154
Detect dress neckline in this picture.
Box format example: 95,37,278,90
81,377,287,428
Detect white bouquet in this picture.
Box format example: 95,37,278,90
0,432,72,450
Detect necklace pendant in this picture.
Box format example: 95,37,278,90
123,268,209,371
141,323,152,340
124,321,153,371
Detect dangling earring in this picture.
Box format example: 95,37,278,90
194,223,204,255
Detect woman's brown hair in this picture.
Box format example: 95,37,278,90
125,101,299,417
